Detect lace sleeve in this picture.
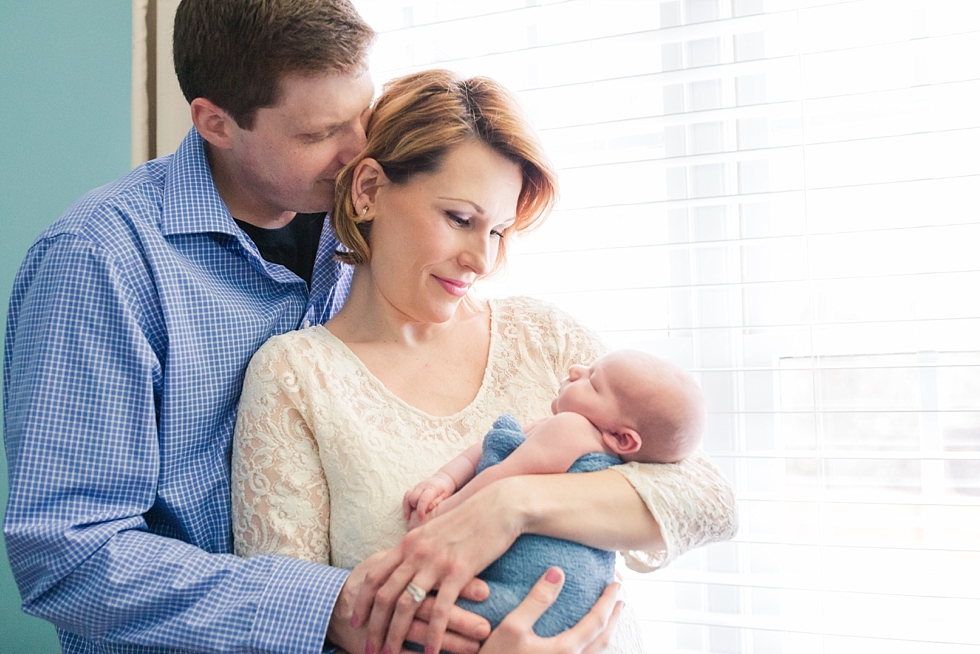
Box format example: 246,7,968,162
231,337,332,564
613,452,739,572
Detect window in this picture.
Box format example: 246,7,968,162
357,1,980,651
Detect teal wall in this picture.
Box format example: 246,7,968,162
0,2,133,650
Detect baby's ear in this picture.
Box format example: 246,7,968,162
601,429,642,457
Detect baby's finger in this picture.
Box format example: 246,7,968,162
417,488,438,518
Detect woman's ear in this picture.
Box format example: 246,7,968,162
600,429,642,457
190,98,234,149
352,158,389,214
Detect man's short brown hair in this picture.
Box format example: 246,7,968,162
173,0,375,130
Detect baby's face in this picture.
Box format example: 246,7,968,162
552,353,638,432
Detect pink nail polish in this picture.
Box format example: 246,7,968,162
350,613,359,628
383,647,392,654
545,568,561,583
365,642,374,654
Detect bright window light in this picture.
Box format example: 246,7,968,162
355,1,980,651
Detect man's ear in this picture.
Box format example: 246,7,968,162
190,97,235,149
351,158,389,213
600,429,642,457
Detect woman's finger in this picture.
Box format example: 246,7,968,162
552,580,621,650
365,563,426,654
504,566,566,632
580,600,623,654
418,576,468,654
473,567,565,654
351,548,405,629
379,576,433,654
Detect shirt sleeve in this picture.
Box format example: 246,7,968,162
540,300,739,570
3,232,346,653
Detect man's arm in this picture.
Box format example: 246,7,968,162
431,412,604,518
3,233,343,652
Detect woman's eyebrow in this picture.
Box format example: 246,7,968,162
438,197,484,214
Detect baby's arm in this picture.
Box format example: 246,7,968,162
403,442,483,525
431,412,605,518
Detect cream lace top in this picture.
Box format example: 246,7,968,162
232,298,737,571
231,296,738,648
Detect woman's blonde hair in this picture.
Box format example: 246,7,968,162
332,69,558,271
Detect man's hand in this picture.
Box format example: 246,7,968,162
328,550,491,654
479,568,623,654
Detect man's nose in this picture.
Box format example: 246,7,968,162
338,122,368,165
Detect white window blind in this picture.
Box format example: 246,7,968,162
355,1,980,652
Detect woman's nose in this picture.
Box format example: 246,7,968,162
461,233,493,275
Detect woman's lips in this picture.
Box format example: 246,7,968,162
433,275,470,297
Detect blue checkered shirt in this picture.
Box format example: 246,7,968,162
4,129,353,653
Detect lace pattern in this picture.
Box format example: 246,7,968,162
231,295,739,650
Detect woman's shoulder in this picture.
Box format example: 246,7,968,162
489,295,607,365
491,295,584,329
247,325,350,373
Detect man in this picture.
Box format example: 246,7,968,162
6,1,443,652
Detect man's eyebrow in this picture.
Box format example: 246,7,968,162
299,118,346,136
438,196,485,214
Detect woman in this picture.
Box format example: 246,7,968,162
232,70,737,654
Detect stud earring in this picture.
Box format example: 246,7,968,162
360,206,369,218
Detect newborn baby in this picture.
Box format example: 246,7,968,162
404,349,706,637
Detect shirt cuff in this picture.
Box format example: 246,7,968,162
247,555,350,654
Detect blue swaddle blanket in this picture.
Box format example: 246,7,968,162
455,413,622,637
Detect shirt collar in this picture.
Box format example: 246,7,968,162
160,128,239,237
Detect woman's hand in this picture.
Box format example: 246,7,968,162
354,480,524,654
329,550,491,654
479,568,623,654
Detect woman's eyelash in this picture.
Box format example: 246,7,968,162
446,211,505,237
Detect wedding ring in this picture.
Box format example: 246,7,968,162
404,581,426,603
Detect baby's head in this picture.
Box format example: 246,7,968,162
552,350,705,464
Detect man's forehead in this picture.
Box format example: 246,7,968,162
270,70,374,122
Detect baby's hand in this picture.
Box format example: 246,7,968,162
402,472,456,526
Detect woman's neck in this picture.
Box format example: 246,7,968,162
326,266,485,346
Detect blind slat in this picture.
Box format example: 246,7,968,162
360,0,980,650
